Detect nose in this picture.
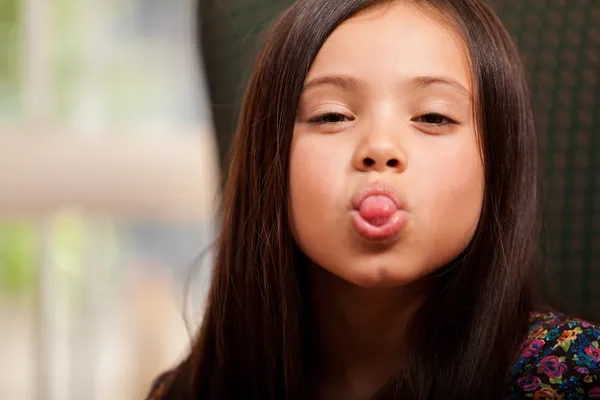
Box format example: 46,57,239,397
352,127,407,173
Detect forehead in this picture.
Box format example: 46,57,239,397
306,2,472,93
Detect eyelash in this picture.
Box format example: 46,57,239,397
308,112,353,125
308,112,458,127
412,112,458,128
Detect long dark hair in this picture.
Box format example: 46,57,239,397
164,0,539,398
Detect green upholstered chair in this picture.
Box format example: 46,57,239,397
198,0,600,317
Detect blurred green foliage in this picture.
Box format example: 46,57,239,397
0,221,36,297
0,0,20,116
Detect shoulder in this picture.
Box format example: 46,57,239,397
507,311,600,399
144,370,175,400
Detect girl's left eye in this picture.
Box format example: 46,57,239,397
412,113,457,126
308,112,353,125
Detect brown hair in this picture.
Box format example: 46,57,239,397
163,0,539,398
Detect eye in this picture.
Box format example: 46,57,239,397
308,112,354,125
413,113,457,126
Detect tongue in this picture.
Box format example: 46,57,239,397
358,195,397,226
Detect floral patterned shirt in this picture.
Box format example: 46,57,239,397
507,312,600,399
146,312,600,399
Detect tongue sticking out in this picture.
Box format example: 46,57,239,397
358,195,398,226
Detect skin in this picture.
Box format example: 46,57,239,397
289,3,485,399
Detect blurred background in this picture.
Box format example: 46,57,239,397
0,0,599,399
1,0,216,399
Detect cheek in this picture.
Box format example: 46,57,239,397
415,138,484,253
288,133,347,238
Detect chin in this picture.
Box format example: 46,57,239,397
340,264,420,288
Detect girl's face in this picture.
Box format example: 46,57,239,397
289,2,484,287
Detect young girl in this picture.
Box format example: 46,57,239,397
147,0,600,398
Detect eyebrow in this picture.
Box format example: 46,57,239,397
302,74,471,99
408,76,471,99
302,75,360,93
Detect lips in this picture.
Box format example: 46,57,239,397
350,182,406,241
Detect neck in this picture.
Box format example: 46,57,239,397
308,264,428,399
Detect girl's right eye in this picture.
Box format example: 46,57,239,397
308,112,354,125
